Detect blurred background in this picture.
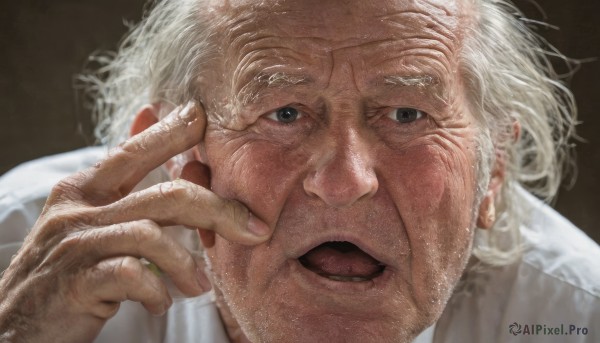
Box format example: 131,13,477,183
0,0,598,243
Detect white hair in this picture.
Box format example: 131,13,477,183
82,0,577,267
462,0,577,266
80,0,215,145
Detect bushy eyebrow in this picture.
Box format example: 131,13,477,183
236,72,444,105
382,74,440,88
258,72,309,86
238,71,312,105
379,74,446,102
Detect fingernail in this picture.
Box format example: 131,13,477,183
246,213,271,237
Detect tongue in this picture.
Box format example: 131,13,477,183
301,242,382,278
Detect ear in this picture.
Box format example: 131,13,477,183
477,188,499,229
477,121,520,229
477,146,506,228
180,161,216,248
130,104,215,247
130,104,160,137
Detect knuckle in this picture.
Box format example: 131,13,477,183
130,221,163,247
49,174,87,202
39,229,92,269
157,181,194,220
158,181,189,202
120,135,151,155
221,199,248,229
95,302,121,320
37,206,95,238
109,222,129,239
116,257,144,283
38,211,71,235
35,213,79,242
60,231,86,251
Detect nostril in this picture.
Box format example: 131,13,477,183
302,169,378,208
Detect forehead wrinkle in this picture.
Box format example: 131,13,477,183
229,41,314,96
234,37,316,67
374,0,462,28
379,21,458,61
219,5,331,51
373,2,464,57
233,44,307,79
374,47,454,78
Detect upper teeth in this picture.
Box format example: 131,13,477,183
326,275,369,282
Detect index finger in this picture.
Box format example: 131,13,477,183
81,101,205,201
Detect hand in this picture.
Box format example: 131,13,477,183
0,102,272,342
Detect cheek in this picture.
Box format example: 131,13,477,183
204,128,312,226
398,141,478,248
390,142,477,221
382,136,479,306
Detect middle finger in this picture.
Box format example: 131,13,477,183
94,179,272,244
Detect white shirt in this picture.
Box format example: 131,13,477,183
0,147,598,342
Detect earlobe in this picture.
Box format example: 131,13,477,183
477,190,496,229
477,120,518,229
130,104,161,137
477,154,504,229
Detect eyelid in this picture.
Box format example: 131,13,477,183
265,105,305,122
385,107,425,122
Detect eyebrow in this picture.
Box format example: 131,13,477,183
382,74,440,88
379,74,447,102
238,71,312,105
236,72,443,105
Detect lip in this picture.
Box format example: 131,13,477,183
290,232,395,268
287,232,396,293
289,257,393,294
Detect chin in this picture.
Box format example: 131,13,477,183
208,249,448,343
239,304,433,343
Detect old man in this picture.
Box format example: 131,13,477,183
0,0,598,342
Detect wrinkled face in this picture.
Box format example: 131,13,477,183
200,0,480,341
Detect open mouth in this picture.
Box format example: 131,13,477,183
298,241,386,282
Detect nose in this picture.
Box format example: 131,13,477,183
303,127,379,208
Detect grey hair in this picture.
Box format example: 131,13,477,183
80,0,214,146
82,0,577,266
462,0,577,266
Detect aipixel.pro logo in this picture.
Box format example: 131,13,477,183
509,322,589,336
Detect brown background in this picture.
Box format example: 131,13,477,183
0,1,598,243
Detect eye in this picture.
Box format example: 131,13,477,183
387,108,424,123
267,106,302,124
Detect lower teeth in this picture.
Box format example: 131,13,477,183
326,275,369,282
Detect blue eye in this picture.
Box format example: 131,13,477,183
387,108,424,123
267,107,302,123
